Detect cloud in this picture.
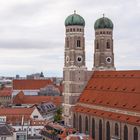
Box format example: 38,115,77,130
0,0,139,76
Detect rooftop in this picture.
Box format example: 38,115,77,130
13,79,52,90
13,91,62,106
74,70,140,125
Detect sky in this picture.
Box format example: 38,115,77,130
0,0,140,77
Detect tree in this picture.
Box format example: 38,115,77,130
54,107,62,122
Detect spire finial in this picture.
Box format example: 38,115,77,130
103,13,105,18
74,10,76,14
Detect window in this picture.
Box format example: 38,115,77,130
85,116,89,134
99,120,102,140
115,123,119,136
124,125,128,140
106,122,110,140
79,115,82,133
106,40,110,49
92,118,95,139
73,114,76,128
1,137,6,140
33,115,38,119
134,127,138,140
77,40,81,47
66,39,69,48
96,41,99,49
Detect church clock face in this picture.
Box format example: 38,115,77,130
106,57,112,63
76,56,83,63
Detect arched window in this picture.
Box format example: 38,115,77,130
106,40,110,49
124,125,128,140
134,127,138,140
115,123,119,136
79,115,82,133
99,120,102,140
92,118,95,139
77,40,81,47
106,122,110,140
73,114,76,128
96,41,99,49
66,39,69,48
85,116,89,134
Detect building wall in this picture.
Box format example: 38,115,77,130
63,25,87,126
93,28,115,71
0,136,14,140
12,125,43,136
72,112,140,140
12,90,38,97
0,96,11,106
30,108,43,120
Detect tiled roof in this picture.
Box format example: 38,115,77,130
78,71,140,112
0,107,35,124
0,107,34,116
0,87,12,97
13,79,52,90
13,91,62,106
74,70,140,125
73,105,140,126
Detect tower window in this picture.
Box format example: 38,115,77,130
96,41,99,49
77,28,79,31
67,39,69,48
107,40,110,49
70,28,72,32
73,28,75,32
77,40,81,47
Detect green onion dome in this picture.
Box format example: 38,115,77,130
94,16,113,30
65,11,85,27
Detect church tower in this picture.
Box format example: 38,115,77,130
63,12,87,126
93,15,116,71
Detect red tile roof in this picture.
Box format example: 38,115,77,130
0,87,12,97
74,70,140,125
13,91,62,106
0,107,34,116
78,70,140,112
73,105,140,126
13,79,52,90
0,107,35,124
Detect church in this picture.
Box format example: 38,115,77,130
62,12,140,140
